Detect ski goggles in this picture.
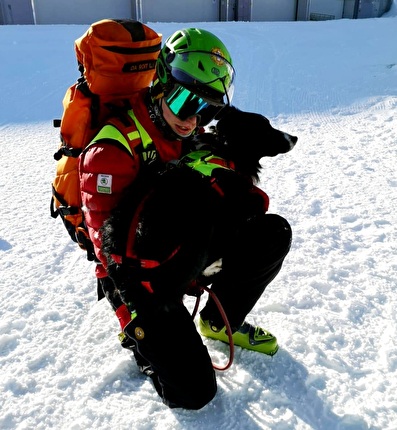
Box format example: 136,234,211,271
165,85,210,119
164,84,228,125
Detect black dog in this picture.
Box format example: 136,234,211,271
101,107,298,301
196,106,298,181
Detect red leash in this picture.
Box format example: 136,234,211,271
190,286,234,371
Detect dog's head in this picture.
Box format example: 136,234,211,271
195,106,298,181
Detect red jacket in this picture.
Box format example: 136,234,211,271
78,90,183,278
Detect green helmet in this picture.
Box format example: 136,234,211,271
156,28,235,108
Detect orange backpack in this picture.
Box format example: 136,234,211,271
50,19,162,260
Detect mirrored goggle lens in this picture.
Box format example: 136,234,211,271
165,85,211,120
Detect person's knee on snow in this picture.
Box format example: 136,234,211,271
123,300,217,409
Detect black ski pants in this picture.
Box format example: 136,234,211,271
200,213,292,330
98,212,291,409
98,277,216,410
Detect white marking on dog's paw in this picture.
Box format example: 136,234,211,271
202,258,223,276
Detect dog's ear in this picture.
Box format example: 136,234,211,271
215,106,242,133
216,107,272,144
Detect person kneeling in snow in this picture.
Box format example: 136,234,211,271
79,27,292,409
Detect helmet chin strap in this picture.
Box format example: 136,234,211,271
146,91,181,141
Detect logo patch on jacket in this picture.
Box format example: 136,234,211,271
97,174,112,194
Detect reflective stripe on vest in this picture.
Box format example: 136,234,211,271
89,108,153,156
92,124,132,154
126,109,153,151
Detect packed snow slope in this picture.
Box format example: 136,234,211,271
0,5,396,430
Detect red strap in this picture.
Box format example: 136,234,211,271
210,177,225,197
251,185,270,212
141,281,154,293
115,303,132,330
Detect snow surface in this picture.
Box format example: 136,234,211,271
1,4,397,429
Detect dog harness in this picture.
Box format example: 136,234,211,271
179,149,233,176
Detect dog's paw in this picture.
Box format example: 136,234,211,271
202,258,223,277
